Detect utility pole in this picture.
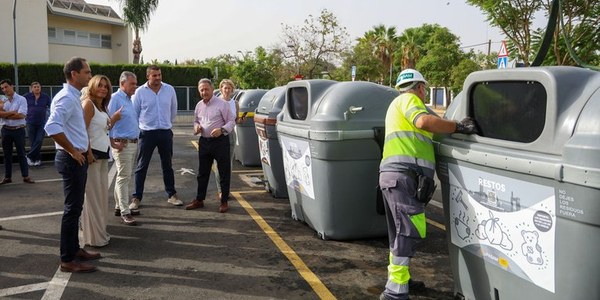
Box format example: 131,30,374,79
487,39,491,56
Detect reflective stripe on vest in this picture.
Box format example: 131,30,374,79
380,93,435,172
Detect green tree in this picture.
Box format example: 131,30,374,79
467,0,545,66
414,26,464,86
398,32,421,70
197,55,237,83
450,58,481,93
118,0,159,64
360,25,399,85
279,9,350,79
233,47,281,89
534,0,600,66
336,41,381,82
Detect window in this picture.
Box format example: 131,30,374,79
288,87,309,120
90,33,101,47
64,30,76,44
470,81,546,143
101,35,111,49
48,27,112,49
48,27,56,41
76,31,88,46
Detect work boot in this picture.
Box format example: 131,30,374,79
409,279,426,291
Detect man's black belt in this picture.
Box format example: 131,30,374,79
2,125,26,130
199,135,226,141
113,138,138,143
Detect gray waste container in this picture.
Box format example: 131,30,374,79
234,89,267,167
277,79,398,240
254,86,288,198
435,66,600,300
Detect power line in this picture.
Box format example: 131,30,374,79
460,41,502,49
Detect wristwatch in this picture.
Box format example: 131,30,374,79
221,127,228,136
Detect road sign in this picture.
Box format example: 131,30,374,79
498,56,508,69
498,41,509,57
351,65,356,81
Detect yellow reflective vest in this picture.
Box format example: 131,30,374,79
380,92,435,175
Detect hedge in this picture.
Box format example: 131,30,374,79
0,63,212,86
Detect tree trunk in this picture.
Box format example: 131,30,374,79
132,29,142,64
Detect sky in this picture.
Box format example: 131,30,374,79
90,0,512,63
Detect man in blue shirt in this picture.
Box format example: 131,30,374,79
24,82,51,166
0,79,34,184
109,71,140,225
45,57,100,273
130,65,181,209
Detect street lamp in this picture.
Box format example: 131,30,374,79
237,50,252,59
13,0,18,90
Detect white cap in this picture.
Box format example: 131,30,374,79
395,69,428,91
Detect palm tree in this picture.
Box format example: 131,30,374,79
370,25,398,85
398,32,420,70
119,0,159,64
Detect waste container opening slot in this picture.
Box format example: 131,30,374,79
288,87,309,120
470,81,547,143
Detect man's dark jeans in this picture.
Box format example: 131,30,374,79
27,124,45,162
133,129,176,200
55,150,88,262
196,135,231,203
1,127,29,178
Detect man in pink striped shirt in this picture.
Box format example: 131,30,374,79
186,78,236,213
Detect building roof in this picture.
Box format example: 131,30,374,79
47,0,125,26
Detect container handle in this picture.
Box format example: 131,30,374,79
349,106,363,113
344,106,364,120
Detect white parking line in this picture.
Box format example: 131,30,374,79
0,211,63,222
0,282,49,297
34,178,64,183
0,162,117,298
41,268,71,300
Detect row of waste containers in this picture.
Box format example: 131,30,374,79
229,66,599,300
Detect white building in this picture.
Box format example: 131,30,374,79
0,0,132,64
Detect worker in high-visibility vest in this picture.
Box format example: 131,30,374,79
379,69,478,300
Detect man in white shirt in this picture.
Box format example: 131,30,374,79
0,79,34,184
130,65,182,209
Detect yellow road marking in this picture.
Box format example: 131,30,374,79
427,219,446,231
232,192,336,300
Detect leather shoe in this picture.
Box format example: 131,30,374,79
185,199,204,210
219,202,229,213
60,261,97,273
22,177,35,184
75,248,101,261
0,178,12,184
115,208,140,216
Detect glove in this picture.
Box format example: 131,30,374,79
455,117,479,134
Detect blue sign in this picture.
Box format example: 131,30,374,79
497,57,508,69
351,65,356,81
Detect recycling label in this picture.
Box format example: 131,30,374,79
448,164,556,293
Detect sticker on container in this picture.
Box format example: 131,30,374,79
279,135,314,199
448,163,556,293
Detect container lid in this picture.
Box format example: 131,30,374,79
278,80,398,140
237,89,267,113
437,66,600,187
256,86,286,118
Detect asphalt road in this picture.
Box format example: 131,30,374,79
0,126,455,300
